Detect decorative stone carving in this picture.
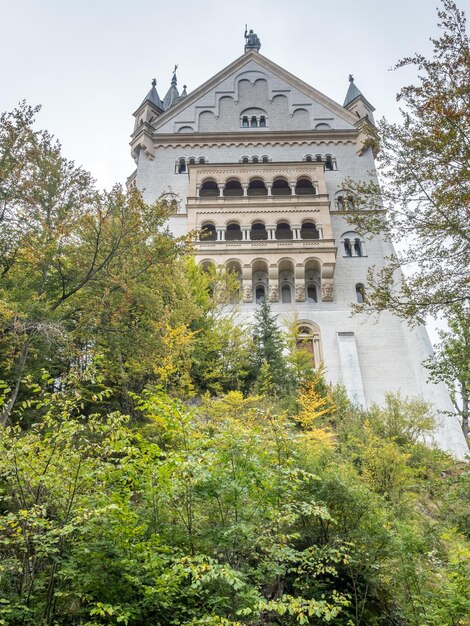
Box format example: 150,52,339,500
321,282,334,302
243,285,252,302
269,284,279,302
295,285,305,301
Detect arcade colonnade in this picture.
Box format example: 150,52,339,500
199,256,334,304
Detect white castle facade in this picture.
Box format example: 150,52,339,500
128,34,468,459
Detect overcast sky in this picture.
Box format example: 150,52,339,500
2,0,462,190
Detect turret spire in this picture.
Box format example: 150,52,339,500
343,74,363,107
163,65,180,110
140,77,163,110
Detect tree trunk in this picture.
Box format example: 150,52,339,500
460,384,469,440
0,333,34,427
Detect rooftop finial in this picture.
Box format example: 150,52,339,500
349,74,354,83
171,64,178,86
244,25,261,53
151,78,157,87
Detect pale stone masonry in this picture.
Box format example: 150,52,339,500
128,39,468,459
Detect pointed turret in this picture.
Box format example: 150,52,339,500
162,66,180,110
132,78,164,133
343,75,375,125
142,78,163,109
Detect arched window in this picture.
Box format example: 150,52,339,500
177,158,186,174
300,221,320,240
355,283,366,304
305,155,313,162
325,155,336,171
315,154,323,163
259,115,266,127
188,157,196,165
255,285,265,304
251,116,258,128
261,155,269,163
250,222,268,240
295,178,316,195
199,180,219,197
281,284,292,303
226,222,242,241
224,179,243,197
247,178,267,196
242,116,249,128
341,231,366,257
335,191,355,211
241,156,249,164
252,156,259,164
296,323,323,368
198,157,206,165
275,221,293,240
307,285,317,303
200,223,217,241
272,178,291,196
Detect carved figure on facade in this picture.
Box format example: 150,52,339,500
295,285,305,301
269,284,279,302
243,285,252,302
321,283,334,301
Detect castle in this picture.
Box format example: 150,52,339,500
128,31,468,459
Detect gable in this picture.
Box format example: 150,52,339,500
153,53,357,135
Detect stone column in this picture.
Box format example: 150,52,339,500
194,226,202,242
291,224,301,240
216,226,226,242
289,181,296,195
266,225,276,240
265,182,273,196
217,183,224,197
317,225,324,239
242,182,249,196
241,225,251,241
295,263,305,301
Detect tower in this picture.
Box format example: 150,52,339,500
129,32,468,459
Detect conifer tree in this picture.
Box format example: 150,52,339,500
251,299,288,393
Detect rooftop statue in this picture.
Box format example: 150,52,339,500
244,26,261,52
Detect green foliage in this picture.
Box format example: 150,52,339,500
425,304,470,439
0,376,468,626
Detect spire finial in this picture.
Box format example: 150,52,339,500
171,64,178,86
349,74,354,83
151,78,157,87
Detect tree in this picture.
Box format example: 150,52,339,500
0,103,193,423
344,0,470,321
251,299,288,394
425,304,470,439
